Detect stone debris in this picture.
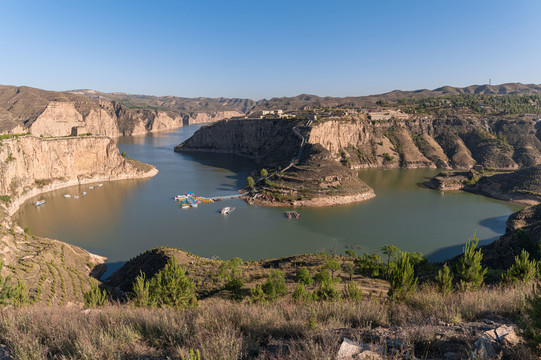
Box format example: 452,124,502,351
336,324,523,360
471,325,522,359
336,338,362,360
335,338,392,360
0,344,13,360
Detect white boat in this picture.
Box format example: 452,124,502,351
98,184,103,187
89,186,96,189
74,195,80,199
181,203,190,209
82,192,87,195
220,207,235,215
64,194,71,198
35,200,46,207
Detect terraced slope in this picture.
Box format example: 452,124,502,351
0,225,103,305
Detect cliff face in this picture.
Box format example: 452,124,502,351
0,135,157,215
480,204,541,269
0,85,244,137
176,119,302,167
308,117,541,170
176,119,375,207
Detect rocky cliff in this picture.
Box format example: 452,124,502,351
480,204,541,270
0,135,157,215
0,85,244,137
308,116,541,170
176,119,375,207
176,115,541,172
176,118,302,166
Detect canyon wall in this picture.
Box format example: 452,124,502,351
26,100,244,137
176,119,302,167
308,117,541,170
0,135,158,215
0,85,245,137
176,117,541,171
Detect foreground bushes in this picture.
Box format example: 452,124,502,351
0,282,534,360
132,259,196,308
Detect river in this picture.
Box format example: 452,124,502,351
16,124,522,276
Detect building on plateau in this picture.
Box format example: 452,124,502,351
368,110,409,121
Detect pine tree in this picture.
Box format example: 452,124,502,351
456,232,487,291
435,264,453,295
388,252,418,301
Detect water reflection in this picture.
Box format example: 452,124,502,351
17,179,146,237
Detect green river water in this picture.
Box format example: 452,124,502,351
15,124,522,277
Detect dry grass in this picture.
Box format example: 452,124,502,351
0,281,534,360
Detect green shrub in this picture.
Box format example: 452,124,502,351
0,195,11,203
456,232,487,291
181,349,201,360
355,252,382,277
246,176,255,189
0,260,28,306
382,245,400,277
250,284,266,303
314,270,331,284
388,252,418,301
343,280,363,302
292,283,313,302
217,258,243,282
262,270,286,300
313,278,341,301
345,249,358,258
523,283,541,345
83,282,107,308
342,262,355,281
224,277,244,300
323,258,341,280
505,250,537,283
132,271,152,307
131,259,196,308
295,268,313,286
435,264,453,295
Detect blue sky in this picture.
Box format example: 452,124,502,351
1,0,540,99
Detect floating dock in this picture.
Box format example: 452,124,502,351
174,192,248,209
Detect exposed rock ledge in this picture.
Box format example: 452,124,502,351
0,135,158,216
245,190,376,208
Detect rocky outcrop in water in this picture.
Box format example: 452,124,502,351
176,119,375,207
0,135,157,215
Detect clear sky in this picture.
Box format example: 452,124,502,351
1,0,540,99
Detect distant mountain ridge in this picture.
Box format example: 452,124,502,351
71,82,541,113
0,82,540,136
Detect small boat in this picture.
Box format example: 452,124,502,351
220,207,236,215
98,184,103,187
181,203,190,209
35,200,46,207
74,195,80,199
89,186,96,189
64,194,71,198
285,211,300,219
82,192,87,195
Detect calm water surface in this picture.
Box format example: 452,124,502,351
16,125,522,276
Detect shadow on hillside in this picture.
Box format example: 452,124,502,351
426,236,498,263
